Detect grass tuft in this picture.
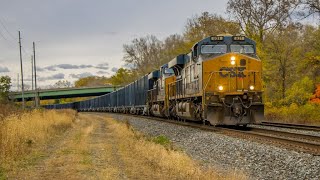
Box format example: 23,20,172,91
151,135,173,150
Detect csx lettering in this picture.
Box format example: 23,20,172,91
219,67,246,78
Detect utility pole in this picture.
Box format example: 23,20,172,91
18,31,25,109
31,55,35,107
31,55,34,90
17,73,20,91
33,42,39,107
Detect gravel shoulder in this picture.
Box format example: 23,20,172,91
109,113,320,180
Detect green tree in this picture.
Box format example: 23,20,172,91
0,76,11,102
109,68,137,86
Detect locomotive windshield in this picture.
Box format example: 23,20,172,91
230,45,254,54
201,45,227,54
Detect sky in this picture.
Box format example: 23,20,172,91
0,0,229,90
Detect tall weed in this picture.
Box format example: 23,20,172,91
0,109,76,166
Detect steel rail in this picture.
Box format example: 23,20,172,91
261,122,320,132
249,127,320,144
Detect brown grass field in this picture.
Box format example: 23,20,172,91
0,109,245,179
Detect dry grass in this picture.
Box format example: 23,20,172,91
0,103,22,121
0,109,76,168
107,118,246,180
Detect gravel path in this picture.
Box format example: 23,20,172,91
110,114,320,180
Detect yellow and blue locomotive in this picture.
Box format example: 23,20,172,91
148,34,264,126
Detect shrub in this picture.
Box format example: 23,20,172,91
265,103,320,125
285,76,314,105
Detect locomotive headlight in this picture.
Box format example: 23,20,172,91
231,56,236,65
249,85,255,90
218,85,224,91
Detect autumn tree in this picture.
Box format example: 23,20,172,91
0,76,11,102
299,25,320,83
123,35,163,76
184,12,240,46
310,84,320,103
263,24,302,100
285,77,314,105
301,0,320,18
74,76,111,87
160,34,190,64
227,0,300,44
53,80,73,89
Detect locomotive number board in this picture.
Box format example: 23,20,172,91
211,36,224,41
233,36,245,41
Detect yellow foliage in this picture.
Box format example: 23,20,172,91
265,103,320,125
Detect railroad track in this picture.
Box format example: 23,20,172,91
89,112,320,156
260,122,320,132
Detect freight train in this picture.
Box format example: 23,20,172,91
45,34,264,126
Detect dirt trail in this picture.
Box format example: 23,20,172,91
9,113,127,180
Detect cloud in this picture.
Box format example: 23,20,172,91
0,66,10,73
56,64,93,69
45,65,57,71
38,73,65,81
35,63,110,72
111,67,118,72
41,64,94,71
95,63,109,70
36,67,46,72
69,72,93,79
96,71,109,75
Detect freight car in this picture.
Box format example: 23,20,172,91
44,34,264,126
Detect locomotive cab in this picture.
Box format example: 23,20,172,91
192,35,264,125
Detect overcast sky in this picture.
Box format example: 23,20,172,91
0,0,229,90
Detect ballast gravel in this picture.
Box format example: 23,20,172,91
110,114,320,180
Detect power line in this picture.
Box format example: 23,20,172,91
0,18,17,40
0,17,31,55
0,28,16,48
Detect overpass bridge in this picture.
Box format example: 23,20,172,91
10,86,121,102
